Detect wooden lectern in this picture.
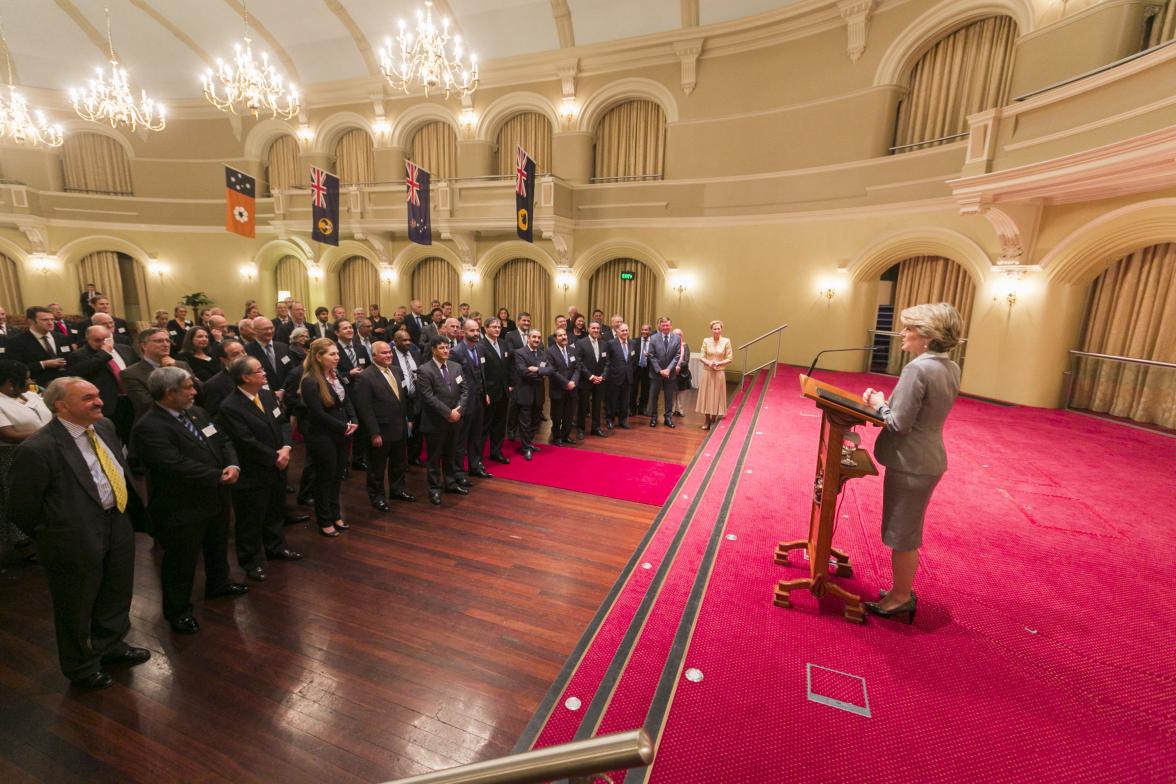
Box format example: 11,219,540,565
774,374,884,623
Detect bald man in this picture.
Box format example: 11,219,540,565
245,315,292,390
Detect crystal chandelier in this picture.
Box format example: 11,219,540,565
380,1,478,100
0,22,62,146
70,7,165,132
202,3,299,119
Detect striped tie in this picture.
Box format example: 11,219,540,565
178,413,206,445
85,427,127,512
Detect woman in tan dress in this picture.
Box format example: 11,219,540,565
695,320,733,429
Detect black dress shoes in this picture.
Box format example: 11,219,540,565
664,416,676,429
619,421,631,429
71,671,114,689
351,461,368,471
284,513,310,524
246,566,267,582
560,438,577,446
410,458,427,467
389,491,416,502
522,448,533,461
100,647,151,667
591,428,608,437
171,615,200,634
650,417,658,427
488,452,511,464
206,584,249,598
530,444,541,453
269,548,303,561
446,484,469,495
429,490,442,505
371,499,390,512
456,478,473,488
471,468,494,479
285,485,296,494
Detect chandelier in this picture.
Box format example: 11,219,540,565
70,7,165,132
202,3,299,119
379,1,478,99
0,23,62,146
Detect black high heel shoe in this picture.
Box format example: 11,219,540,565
865,595,917,624
334,520,351,530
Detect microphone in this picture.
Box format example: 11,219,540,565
805,347,875,378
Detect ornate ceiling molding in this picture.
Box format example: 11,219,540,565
550,0,575,48
837,0,877,63
321,0,379,78
681,0,700,28
673,38,704,95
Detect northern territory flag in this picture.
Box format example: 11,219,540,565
405,160,431,246
310,165,340,246
225,166,255,238
514,146,536,242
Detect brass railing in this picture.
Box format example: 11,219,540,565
1062,350,1176,410
737,323,788,385
888,131,969,154
384,728,653,784
1013,38,1176,102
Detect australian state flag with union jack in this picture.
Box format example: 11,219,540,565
310,165,340,246
405,160,431,246
514,146,536,243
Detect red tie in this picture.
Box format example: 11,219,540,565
108,358,126,393
57,320,68,335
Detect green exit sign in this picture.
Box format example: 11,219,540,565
619,270,635,281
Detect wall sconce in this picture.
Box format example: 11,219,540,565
669,271,695,307
147,259,168,284
239,262,258,283
555,268,574,302
461,267,478,294
993,267,1025,310
559,98,578,125
379,265,396,285
30,253,58,278
373,118,392,137
296,124,314,143
308,263,323,281
459,109,477,130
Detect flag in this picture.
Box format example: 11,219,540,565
405,160,431,246
310,165,340,246
224,166,255,238
514,146,536,243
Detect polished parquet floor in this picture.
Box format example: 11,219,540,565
0,390,711,783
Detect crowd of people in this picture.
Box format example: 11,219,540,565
0,288,736,690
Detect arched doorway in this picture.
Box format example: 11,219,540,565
411,257,459,305
77,250,149,324
337,256,379,314
0,253,23,313
493,259,550,333
872,255,975,373
275,255,309,306
587,258,657,333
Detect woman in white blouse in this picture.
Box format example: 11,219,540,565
0,360,52,442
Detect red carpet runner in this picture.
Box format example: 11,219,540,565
488,443,684,506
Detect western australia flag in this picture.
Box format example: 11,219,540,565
310,165,340,246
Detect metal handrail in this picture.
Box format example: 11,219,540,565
1063,350,1176,409
738,323,788,382
1013,38,1176,102
889,131,969,153
384,728,653,784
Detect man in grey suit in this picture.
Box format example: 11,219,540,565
415,335,470,506
122,327,198,420
7,377,151,689
646,316,681,428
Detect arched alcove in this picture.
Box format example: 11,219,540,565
493,259,551,334
338,256,380,314
410,257,460,305
587,258,658,334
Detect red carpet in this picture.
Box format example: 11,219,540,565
521,366,1176,783
488,442,685,506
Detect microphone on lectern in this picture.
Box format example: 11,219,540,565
805,347,876,379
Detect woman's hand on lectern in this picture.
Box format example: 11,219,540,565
864,389,885,409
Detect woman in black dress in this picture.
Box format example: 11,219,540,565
177,327,218,382
300,338,357,537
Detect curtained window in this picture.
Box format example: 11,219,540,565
892,16,1018,153
338,256,380,315
886,256,975,374
409,121,458,180
62,133,134,195
593,99,666,181
1147,0,1176,47
0,253,24,313
265,135,300,195
275,255,309,307
411,257,458,304
335,129,375,186
1070,243,1176,430
495,112,552,176
78,251,149,324
588,258,657,333
493,259,550,334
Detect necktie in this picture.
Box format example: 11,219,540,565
178,413,207,445
265,343,275,369
492,341,501,358
622,342,628,361
384,368,400,398
253,394,264,412
40,334,53,355
57,321,68,335
469,346,478,367
640,340,647,367
592,340,599,362
399,352,415,394
561,347,568,366
108,356,125,393
440,362,449,388
85,427,127,512
345,345,357,365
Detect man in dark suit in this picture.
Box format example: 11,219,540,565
199,338,247,416
80,283,101,316
130,366,247,635
647,317,681,428
0,305,16,346
215,357,302,582
7,377,151,689
418,307,445,351
353,341,415,511
605,322,637,429
545,328,579,446
7,306,73,387
88,296,131,342
122,328,197,420
416,336,469,505
277,301,311,343
392,329,424,466
576,321,610,437
502,311,532,441
271,301,291,336
404,300,426,346
593,310,613,342
309,306,334,341
632,323,653,416
512,329,550,460
479,317,511,464
88,312,132,347
451,319,492,482
48,302,81,347
547,315,568,347
246,316,292,393
333,318,369,470
66,324,138,442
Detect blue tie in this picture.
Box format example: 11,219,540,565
178,413,207,446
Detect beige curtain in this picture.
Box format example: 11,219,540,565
118,254,149,324
893,16,1018,153
78,251,126,316
588,258,657,334
887,256,975,374
593,99,666,180
410,122,458,180
1070,243,1176,429
496,112,553,175
1148,0,1176,47
265,135,300,194
275,255,309,306
335,129,375,186
338,256,380,314
412,257,458,304
0,253,23,313
493,259,550,334
62,133,133,194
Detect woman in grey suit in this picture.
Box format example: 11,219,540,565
862,303,962,623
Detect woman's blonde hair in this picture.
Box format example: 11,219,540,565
304,337,338,407
900,303,962,352
709,319,723,330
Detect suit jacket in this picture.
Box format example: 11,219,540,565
415,359,468,433
201,369,240,417
479,337,511,401
299,375,355,441
7,417,148,540
512,346,550,406
599,326,615,343
419,322,443,350
80,289,100,316
369,316,391,340
6,329,76,387
404,312,426,344
874,354,961,476
66,343,138,415
308,321,335,341
391,346,422,417
647,332,682,376
451,340,486,403
246,339,293,388
575,336,610,384
166,319,190,346
278,320,311,343
130,404,238,525
545,344,579,400
214,387,291,490
605,338,638,386
335,339,370,384
88,316,132,341
122,359,197,419
52,318,81,346
353,364,408,442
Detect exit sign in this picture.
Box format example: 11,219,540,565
619,270,635,281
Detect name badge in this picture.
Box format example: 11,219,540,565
602,352,608,357
0,347,6,354
169,330,177,336
262,384,270,390
272,407,282,418
118,327,126,333
480,356,486,364
569,356,576,363
539,361,546,367
280,355,290,365
71,328,79,334
60,345,71,353
201,424,218,437
358,358,367,365
455,375,463,384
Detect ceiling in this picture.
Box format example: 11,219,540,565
2,0,797,102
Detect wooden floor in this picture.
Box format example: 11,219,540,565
0,390,713,783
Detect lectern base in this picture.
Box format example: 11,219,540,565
773,542,865,624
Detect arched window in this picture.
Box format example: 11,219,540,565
1070,243,1176,429
275,255,309,306
409,121,458,180
62,133,133,195
1146,2,1176,48
588,258,657,333
880,256,975,374
892,16,1018,154
77,251,149,323
593,99,666,181
495,112,552,176
338,256,379,314
265,135,300,195
334,129,375,186
411,257,458,304
493,259,550,334
0,253,24,313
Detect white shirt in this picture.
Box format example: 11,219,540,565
0,392,52,430
32,329,56,354
59,417,123,510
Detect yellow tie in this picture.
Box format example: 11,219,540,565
86,427,127,513
253,394,264,412
384,368,401,399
